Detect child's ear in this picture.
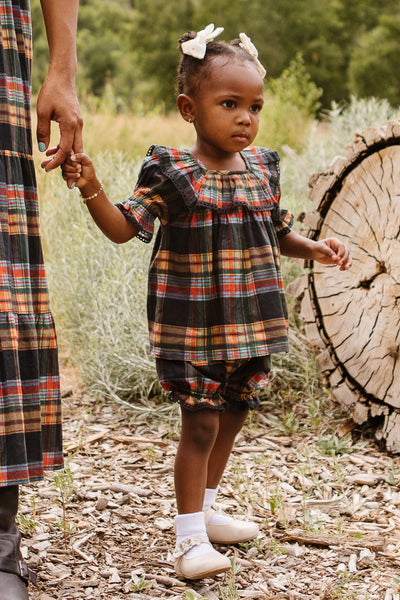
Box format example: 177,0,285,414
177,94,195,124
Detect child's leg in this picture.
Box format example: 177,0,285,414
207,355,270,488
175,406,220,513
174,407,231,578
202,406,259,544
202,357,271,544
156,358,227,513
206,407,249,489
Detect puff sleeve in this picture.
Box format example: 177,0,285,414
266,152,294,237
116,154,170,243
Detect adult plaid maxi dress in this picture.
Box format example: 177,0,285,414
0,0,63,486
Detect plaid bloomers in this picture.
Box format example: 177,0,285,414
156,356,271,412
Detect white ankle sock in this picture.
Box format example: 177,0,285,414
175,511,213,559
202,487,218,512
203,488,233,526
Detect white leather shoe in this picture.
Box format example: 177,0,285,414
205,508,259,544
173,535,231,580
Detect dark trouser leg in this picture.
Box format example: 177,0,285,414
0,485,30,600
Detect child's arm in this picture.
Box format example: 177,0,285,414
279,230,352,271
61,153,139,244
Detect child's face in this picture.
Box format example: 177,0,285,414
191,57,264,163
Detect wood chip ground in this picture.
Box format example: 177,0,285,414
24,365,400,600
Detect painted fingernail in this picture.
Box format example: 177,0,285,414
70,182,76,189
38,142,46,152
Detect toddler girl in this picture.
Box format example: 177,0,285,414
58,25,351,580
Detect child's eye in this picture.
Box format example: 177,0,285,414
222,100,236,108
250,104,262,113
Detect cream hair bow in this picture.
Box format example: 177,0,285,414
181,23,224,59
239,33,266,78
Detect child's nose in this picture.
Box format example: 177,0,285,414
237,110,251,124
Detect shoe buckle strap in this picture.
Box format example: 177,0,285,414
172,534,209,559
18,561,37,585
18,561,29,578
0,556,36,586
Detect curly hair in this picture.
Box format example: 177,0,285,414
176,31,257,97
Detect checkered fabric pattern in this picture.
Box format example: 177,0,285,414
118,145,294,364
156,355,271,412
0,0,63,485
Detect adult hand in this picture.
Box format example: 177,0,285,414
37,73,83,171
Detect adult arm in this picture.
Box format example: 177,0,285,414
37,0,83,170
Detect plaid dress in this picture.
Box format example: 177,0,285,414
0,0,63,485
118,145,294,365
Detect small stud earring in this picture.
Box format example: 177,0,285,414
188,118,192,123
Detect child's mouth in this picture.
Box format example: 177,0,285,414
233,134,248,142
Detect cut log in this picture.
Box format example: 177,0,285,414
290,120,400,452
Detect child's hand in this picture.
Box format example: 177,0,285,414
313,237,352,271
60,152,97,191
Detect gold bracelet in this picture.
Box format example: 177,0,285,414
81,181,103,205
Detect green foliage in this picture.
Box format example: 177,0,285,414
53,466,75,546
255,0,345,106
194,0,265,49
31,0,400,110
257,102,311,155
31,0,49,94
255,56,322,155
76,0,137,101
184,592,208,600
256,53,322,153
129,0,194,110
348,14,400,106
266,411,300,436
18,511,37,536
270,54,322,117
129,574,153,592
217,576,240,600
316,433,356,456
279,96,400,218
31,0,138,103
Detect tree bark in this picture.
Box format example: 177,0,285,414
289,120,400,452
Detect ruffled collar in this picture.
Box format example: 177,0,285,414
146,145,280,212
